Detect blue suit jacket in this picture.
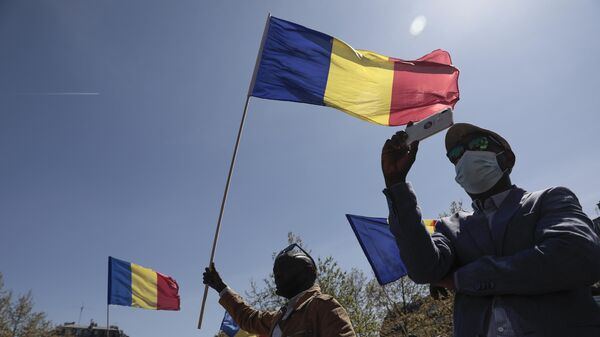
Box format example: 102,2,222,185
384,183,600,337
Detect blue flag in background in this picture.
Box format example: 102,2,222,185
346,214,408,285
220,312,261,337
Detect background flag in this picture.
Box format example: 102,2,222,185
422,219,438,233
108,256,180,310
220,311,263,337
346,214,438,285
250,16,460,126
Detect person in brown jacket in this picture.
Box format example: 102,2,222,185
203,243,356,337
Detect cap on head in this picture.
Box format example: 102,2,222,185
445,123,515,168
273,244,317,298
274,244,316,272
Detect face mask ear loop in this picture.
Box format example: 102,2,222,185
496,151,510,174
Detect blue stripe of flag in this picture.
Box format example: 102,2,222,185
108,256,132,306
220,311,240,337
346,214,408,285
250,16,333,105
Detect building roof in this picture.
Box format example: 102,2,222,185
54,322,128,337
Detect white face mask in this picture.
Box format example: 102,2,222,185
454,151,506,194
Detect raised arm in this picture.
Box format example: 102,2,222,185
204,264,276,335
382,131,455,283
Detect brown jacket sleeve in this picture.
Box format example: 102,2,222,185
316,297,356,337
218,289,278,336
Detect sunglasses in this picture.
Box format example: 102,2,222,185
446,135,502,163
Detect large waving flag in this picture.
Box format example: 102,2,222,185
346,214,438,285
250,16,460,126
108,257,180,310
220,312,263,337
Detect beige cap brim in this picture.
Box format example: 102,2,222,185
445,123,512,153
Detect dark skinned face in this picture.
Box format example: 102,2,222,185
273,257,315,299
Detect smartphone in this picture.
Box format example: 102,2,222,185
405,108,454,143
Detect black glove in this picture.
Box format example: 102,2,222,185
203,263,227,293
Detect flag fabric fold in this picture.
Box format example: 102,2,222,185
250,16,460,126
220,311,263,337
346,214,438,285
108,256,180,310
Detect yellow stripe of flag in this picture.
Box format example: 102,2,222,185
324,38,394,125
131,263,158,309
234,330,260,337
423,219,437,234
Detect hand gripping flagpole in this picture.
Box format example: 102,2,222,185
197,13,271,330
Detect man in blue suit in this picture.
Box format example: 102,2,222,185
381,123,600,337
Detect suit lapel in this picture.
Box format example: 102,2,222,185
490,188,526,255
463,212,495,256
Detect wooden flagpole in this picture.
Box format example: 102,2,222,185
107,257,111,337
197,13,271,330
106,304,110,337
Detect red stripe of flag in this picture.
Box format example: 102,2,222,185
388,49,460,126
156,272,180,310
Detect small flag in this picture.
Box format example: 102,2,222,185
220,312,262,337
423,219,438,233
250,16,460,126
346,214,438,285
108,257,180,310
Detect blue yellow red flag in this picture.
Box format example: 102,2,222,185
108,257,180,310
250,16,460,126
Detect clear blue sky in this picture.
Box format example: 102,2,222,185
1,1,599,336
